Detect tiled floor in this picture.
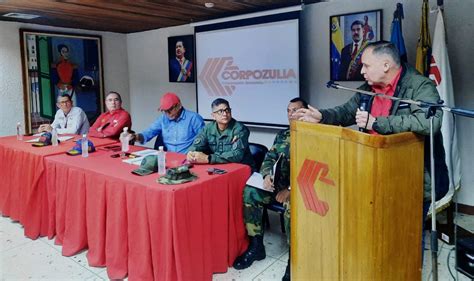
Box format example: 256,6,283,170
1,212,473,280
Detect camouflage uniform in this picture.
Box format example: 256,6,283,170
189,118,255,169
243,128,290,243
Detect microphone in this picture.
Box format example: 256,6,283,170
326,80,338,89
359,94,371,132
359,94,370,111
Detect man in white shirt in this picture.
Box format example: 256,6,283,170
38,94,90,135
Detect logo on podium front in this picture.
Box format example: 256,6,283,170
297,159,335,216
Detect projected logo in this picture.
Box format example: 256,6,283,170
199,57,297,96
297,159,335,217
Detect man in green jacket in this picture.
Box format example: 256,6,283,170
233,98,308,281
187,98,254,169
296,41,448,251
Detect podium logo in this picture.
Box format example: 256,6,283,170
297,159,335,216
198,57,297,96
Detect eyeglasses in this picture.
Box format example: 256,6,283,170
213,108,231,115
58,100,71,105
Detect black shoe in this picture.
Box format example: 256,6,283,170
233,235,266,270
282,261,290,281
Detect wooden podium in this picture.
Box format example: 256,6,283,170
290,122,424,280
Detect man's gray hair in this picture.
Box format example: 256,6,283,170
107,91,122,102
366,41,401,67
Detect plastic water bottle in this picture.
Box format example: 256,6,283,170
16,122,23,140
120,127,130,157
81,134,89,158
157,146,166,175
51,128,59,146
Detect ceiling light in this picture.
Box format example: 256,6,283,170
2,12,40,20
204,2,214,8
191,5,302,27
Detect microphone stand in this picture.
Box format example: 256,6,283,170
326,81,474,119
426,106,439,281
326,81,474,281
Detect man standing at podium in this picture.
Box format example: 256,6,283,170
233,98,308,281
295,41,448,245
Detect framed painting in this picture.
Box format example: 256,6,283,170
20,29,104,134
330,10,382,81
168,35,195,83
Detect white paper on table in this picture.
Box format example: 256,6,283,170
122,149,158,165
122,157,146,166
133,149,158,157
25,137,40,143
25,136,74,143
58,136,74,142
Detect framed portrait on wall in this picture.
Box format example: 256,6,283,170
19,29,104,134
168,35,195,83
330,10,382,81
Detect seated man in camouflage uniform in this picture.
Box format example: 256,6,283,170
233,98,308,281
186,98,254,169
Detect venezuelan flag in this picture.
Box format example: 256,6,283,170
331,17,343,80
390,3,407,62
415,0,431,76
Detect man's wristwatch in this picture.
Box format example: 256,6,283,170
372,118,379,132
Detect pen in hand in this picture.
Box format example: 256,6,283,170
263,174,275,192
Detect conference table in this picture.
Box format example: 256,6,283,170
44,146,250,281
0,135,117,239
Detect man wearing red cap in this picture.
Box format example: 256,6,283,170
132,92,204,153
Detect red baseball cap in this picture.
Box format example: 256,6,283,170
159,92,181,111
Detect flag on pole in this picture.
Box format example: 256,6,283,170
330,17,344,80
415,0,431,76
428,9,461,213
390,3,407,62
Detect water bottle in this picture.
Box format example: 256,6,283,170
120,127,130,157
157,146,166,175
16,122,23,140
81,134,89,158
51,128,59,146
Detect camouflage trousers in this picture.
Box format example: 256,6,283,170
243,185,290,244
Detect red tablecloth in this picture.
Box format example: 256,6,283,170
0,135,118,239
45,147,250,281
